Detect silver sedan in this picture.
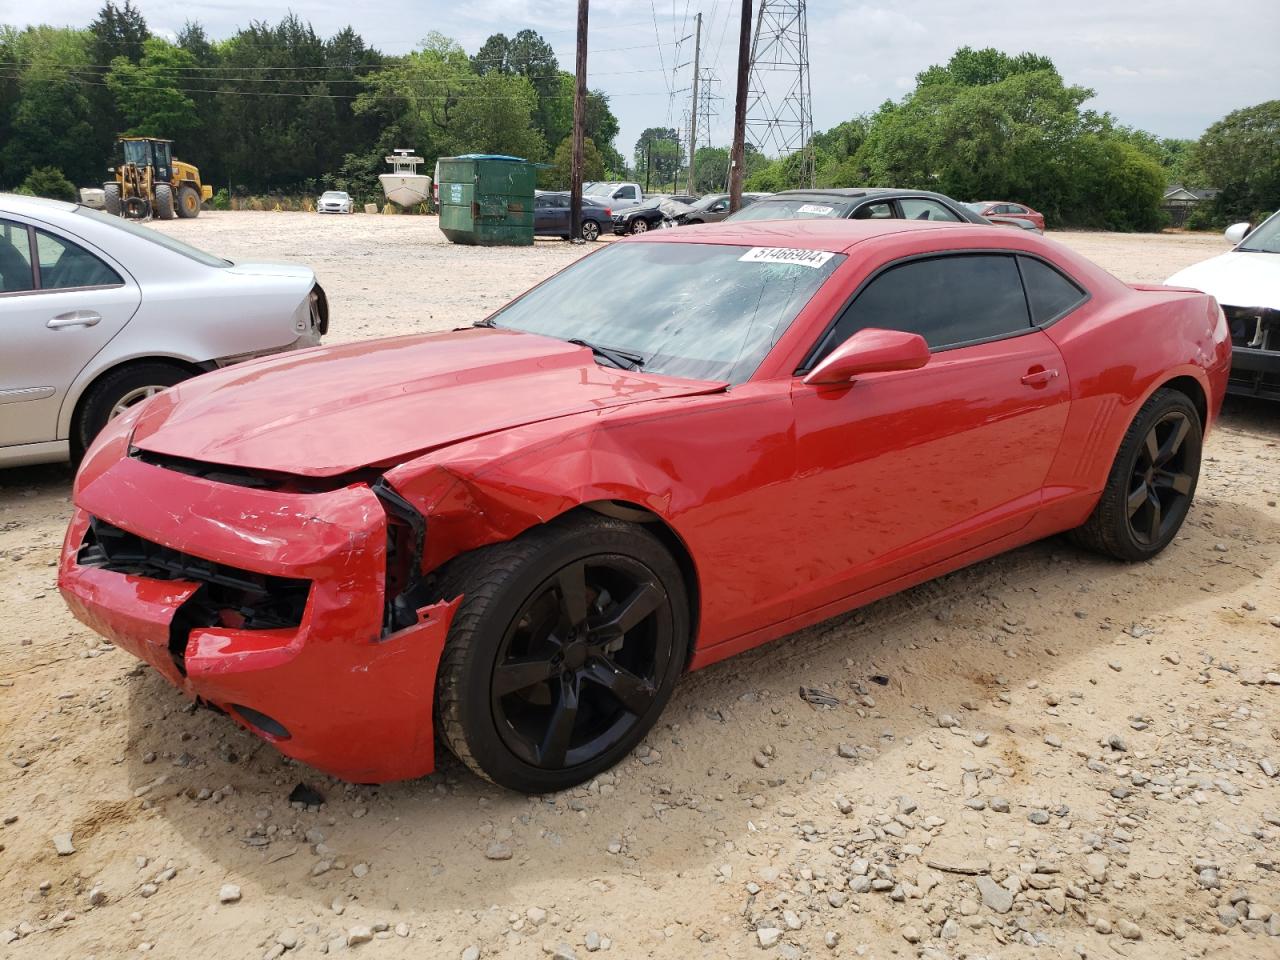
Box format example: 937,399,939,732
0,193,328,468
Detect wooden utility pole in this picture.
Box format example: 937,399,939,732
686,12,702,195
570,0,589,241
728,0,752,212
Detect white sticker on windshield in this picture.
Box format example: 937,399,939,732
738,246,835,269
796,204,834,215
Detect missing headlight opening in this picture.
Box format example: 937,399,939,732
78,516,311,638
372,479,437,635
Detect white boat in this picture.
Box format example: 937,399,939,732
379,149,432,207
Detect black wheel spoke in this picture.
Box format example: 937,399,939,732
537,673,580,768
493,657,557,697
583,656,657,715
1143,429,1160,466
1126,483,1148,519
1155,417,1189,466
1145,488,1163,540
590,581,664,640
1155,470,1193,495
556,562,590,631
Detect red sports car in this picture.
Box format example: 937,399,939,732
968,201,1046,233
59,220,1230,792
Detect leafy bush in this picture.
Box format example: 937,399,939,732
16,166,77,202
211,188,231,210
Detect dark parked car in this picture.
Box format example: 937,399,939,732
726,188,995,227
612,197,697,235
534,192,611,241
676,192,771,225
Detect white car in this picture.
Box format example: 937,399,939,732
1166,211,1280,400
0,193,328,468
317,190,353,214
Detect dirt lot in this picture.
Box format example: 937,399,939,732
2,214,1278,960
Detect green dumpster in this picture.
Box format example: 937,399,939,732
438,154,536,246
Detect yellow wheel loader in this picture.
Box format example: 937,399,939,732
103,137,214,220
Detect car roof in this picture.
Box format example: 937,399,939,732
0,192,78,215
759,187,959,203
630,217,994,253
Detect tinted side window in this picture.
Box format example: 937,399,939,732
617,186,637,200
815,254,1031,358
1019,256,1086,323
35,230,123,289
0,219,35,293
899,198,962,222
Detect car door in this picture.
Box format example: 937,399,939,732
533,195,555,233
787,252,1070,612
0,217,141,448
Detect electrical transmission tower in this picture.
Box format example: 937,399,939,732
745,0,814,187
695,69,721,152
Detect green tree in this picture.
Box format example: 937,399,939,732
106,37,200,139
542,135,605,189
1190,100,1280,222
692,145,728,192
0,26,97,188
633,126,682,188
16,165,77,201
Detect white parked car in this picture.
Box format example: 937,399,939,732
317,190,353,214
0,193,329,468
1166,211,1280,401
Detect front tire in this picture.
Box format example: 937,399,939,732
1070,388,1202,561
630,218,649,234
177,185,201,218
103,183,121,216
74,362,192,456
154,183,176,220
434,514,689,793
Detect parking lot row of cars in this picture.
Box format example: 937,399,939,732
532,186,1048,240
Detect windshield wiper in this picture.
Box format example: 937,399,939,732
568,338,645,371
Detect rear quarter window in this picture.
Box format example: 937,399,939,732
1018,256,1087,323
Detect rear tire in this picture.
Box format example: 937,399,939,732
177,185,201,219
154,183,176,220
74,362,192,456
1070,388,1202,562
103,183,121,216
434,513,689,793
580,219,600,241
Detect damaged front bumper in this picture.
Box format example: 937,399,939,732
57,454,457,783
1225,305,1280,401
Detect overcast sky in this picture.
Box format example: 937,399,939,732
10,0,1279,161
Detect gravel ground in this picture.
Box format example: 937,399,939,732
1,213,1278,960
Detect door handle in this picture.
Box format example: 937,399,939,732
1021,367,1059,387
47,311,102,329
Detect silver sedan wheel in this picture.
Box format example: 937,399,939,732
110,385,166,419
581,220,600,241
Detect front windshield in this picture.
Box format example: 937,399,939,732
73,206,231,267
1237,212,1280,253
488,241,844,384
322,192,348,199
729,198,847,222
963,202,986,213
121,140,151,165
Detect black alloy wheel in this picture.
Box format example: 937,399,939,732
1125,409,1195,547
490,555,669,770
433,514,689,793
1071,387,1202,561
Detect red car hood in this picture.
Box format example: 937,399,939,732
130,328,727,477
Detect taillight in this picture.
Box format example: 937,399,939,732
604,208,612,217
